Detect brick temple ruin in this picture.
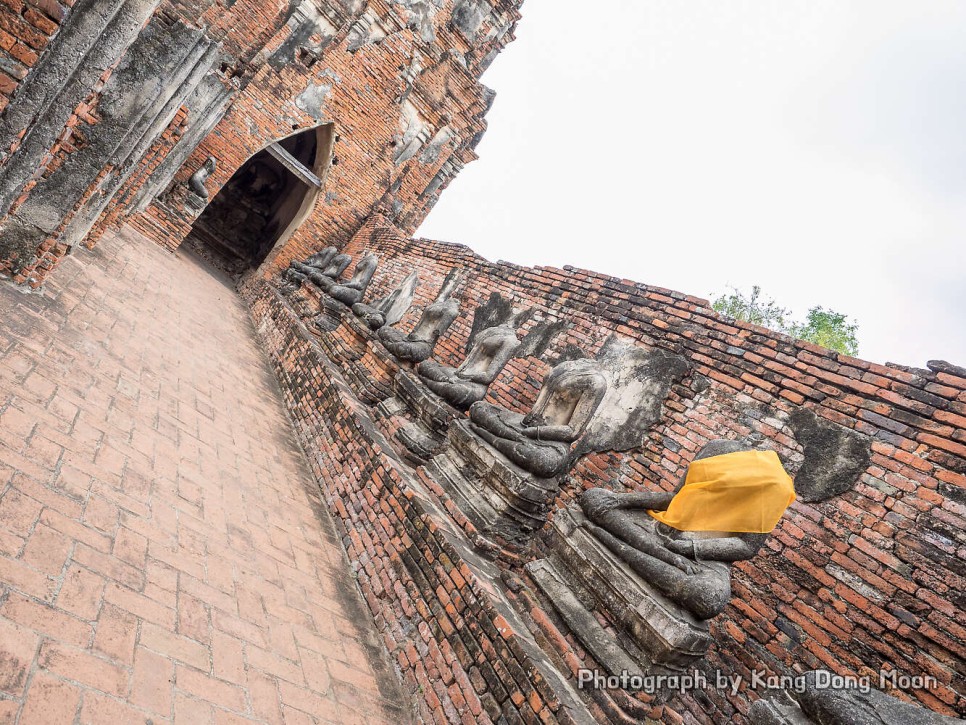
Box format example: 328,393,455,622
0,0,964,723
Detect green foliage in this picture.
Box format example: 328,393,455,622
711,286,859,356
788,307,860,357
711,286,792,331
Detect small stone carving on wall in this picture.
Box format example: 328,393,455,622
326,253,379,306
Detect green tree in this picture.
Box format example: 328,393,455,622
711,285,792,330
788,307,859,357
711,286,859,356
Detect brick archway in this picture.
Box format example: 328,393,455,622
183,123,334,276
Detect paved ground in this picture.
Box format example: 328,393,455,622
0,228,410,724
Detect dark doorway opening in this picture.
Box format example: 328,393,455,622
184,124,333,276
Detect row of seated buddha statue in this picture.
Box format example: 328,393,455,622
273,250,935,722
281,249,475,405
282,246,381,330
277,250,803,690
279,250,616,529
281,250,730,564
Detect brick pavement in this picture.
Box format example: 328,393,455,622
0,227,412,724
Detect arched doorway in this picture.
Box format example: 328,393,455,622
184,124,334,275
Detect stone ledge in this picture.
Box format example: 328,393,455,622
535,507,712,673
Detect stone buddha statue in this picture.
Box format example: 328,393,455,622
377,296,459,363
303,246,338,268
467,357,608,478
305,253,352,291
281,247,347,292
579,439,795,620
416,322,521,409
325,254,378,307
352,271,418,330
188,157,216,199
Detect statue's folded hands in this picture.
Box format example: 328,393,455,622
521,424,576,442
466,358,608,478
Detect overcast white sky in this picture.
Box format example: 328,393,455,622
417,0,966,367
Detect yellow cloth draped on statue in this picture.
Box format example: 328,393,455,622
648,450,796,533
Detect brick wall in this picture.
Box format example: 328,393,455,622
246,212,965,723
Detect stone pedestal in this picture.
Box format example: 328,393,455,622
322,312,372,363
184,190,208,216
314,294,349,332
341,338,401,405
394,370,461,461
333,315,375,360
427,419,563,546
528,507,713,674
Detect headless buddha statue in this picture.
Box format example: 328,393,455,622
352,271,418,330
281,247,347,291
303,246,337,268
353,290,398,329
325,254,378,307
378,297,459,363
188,157,216,199
468,357,608,478
305,253,352,291
579,440,796,620
416,323,522,409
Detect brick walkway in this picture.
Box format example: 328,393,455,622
0,228,411,724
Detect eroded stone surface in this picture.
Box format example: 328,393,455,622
788,408,872,502
575,335,691,457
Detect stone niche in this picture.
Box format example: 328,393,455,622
427,336,691,549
